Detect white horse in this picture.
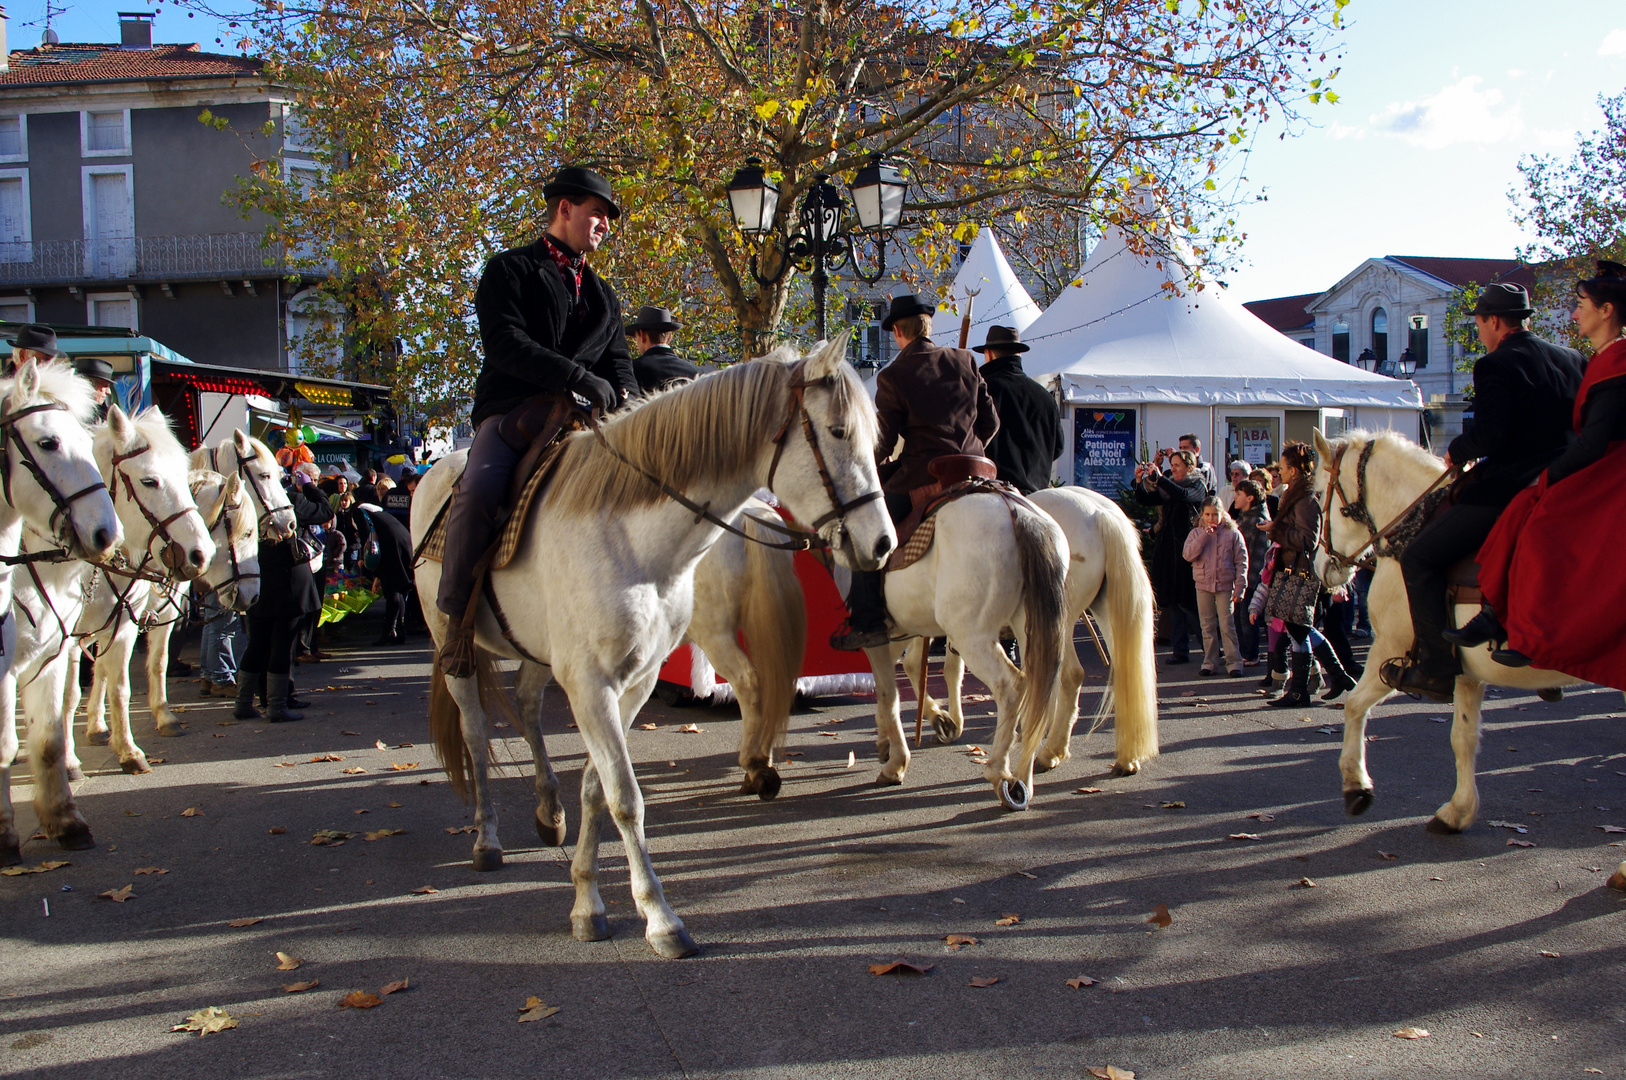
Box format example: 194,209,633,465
189,431,297,544
859,484,1071,811
1309,429,1584,837
906,485,1160,777
60,409,215,774
0,360,123,862
414,338,892,959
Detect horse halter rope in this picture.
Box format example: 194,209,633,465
762,373,884,542
1317,440,1458,574
0,401,109,561
208,443,290,538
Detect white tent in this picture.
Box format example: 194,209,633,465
1021,222,1424,492
930,228,1043,346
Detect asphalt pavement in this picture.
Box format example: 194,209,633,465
3,611,1625,1080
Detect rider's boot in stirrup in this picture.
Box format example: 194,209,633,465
1442,607,1505,649
438,622,477,678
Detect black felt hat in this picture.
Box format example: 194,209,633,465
880,292,936,331
625,305,683,334
972,325,1029,354
5,323,63,357
1469,281,1534,319
75,356,115,385
541,166,620,219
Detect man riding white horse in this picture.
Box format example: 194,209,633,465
831,292,998,651
628,305,701,394
436,166,639,677
973,324,1063,496
1384,282,1583,702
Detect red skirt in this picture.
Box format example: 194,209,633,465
1478,442,1626,690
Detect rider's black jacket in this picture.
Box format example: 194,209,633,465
1450,330,1584,508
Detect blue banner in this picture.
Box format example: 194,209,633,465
1073,407,1137,494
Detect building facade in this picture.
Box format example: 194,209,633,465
0,13,327,371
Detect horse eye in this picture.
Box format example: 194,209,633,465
141,477,160,489
36,437,59,452
830,426,847,440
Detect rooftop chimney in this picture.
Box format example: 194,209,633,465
118,11,154,50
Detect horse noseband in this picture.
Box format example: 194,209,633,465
0,401,109,553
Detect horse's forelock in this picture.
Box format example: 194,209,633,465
2,360,96,423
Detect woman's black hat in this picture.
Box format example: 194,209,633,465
625,305,683,334
972,325,1029,354
5,323,63,357
880,292,936,331
542,166,621,219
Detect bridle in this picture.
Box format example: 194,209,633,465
109,443,203,580
206,443,293,539
1317,440,1458,576
193,476,258,612
0,400,109,562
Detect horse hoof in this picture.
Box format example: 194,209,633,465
535,814,567,848
1425,816,1462,835
932,716,958,746
56,822,95,851
1343,789,1374,816
1110,761,1140,778
754,768,781,802
1607,869,1626,892
1,840,21,866
65,766,84,782
120,758,151,776
471,848,503,872
156,726,185,738
85,730,110,747
874,772,903,787
572,913,611,942
998,778,1030,811
650,927,700,959
1034,755,1062,775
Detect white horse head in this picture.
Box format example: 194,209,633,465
190,469,260,611
1312,427,1448,590
191,429,297,541
0,359,121,561
96,406,216,580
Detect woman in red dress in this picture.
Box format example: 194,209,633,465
1464,261,1626,687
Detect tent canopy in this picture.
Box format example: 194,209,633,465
930,228,1043,345
1021,224,1423,411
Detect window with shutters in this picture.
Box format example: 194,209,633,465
81,110,131,156
81,165,134,276
0,116,27,163
0,170,31,264
283,104,315,153
87,292,137,331
286,164,320,262
0,298,32,324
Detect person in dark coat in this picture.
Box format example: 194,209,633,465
436,166,638,676
1134,449,1205,663
831,293,999,650
628,306,701,393
973,325,1062,495
235,480,334,722
1387,283,1585,701
364,506,416,645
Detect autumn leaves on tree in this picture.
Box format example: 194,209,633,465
198,0,1349,415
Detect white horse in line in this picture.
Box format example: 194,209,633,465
1309,429,1585,838
0,360,123,862
414,338,892,959
907,485,1160,778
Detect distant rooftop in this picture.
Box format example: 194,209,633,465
1241,292,1318,334
0,42,262,87
1386,256,1535,290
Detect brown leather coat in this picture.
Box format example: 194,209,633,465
1266,481,1321,575
874,337,999,494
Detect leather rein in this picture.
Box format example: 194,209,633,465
1318,440,1459,574
0,401,110,566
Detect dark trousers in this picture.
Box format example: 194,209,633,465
844,493,914,631
1164,601,1200,661
242,615,303,676
1399,501,1504,674
1321,598,1360,674
437,417,521,617
1353,567,1374,631
1235,581,1261,661
381,591,407,639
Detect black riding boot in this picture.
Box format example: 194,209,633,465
234,670,263,720
1269,647,1312,708
1442,607,1504,649
830,570,890,651
1314,641,1356,701
1257,634,1288,692
267,674,305,722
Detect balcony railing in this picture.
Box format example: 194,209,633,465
0,233,329,285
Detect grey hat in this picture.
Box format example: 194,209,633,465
1469,281,1533,319
972,325,1029,354
74,356,115,385
5,323,63,357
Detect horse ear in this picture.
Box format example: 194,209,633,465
232,428,252,456
225,473,243,501
106,404,133,446
14,357,39,402
803,329,855,378
1312,428,1334,464
203,478,230,527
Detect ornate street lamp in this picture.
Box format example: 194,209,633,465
1353,350,1374,373
726,158,779,237
1397,352,1418,379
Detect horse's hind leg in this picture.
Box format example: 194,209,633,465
867,643,909,784
514,661,566,846
1428,678,1485,834
145,622,182,736
1037,632,1086,772
694,629,774,798
444,673,503,870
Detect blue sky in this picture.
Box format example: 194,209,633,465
13,0,1625,307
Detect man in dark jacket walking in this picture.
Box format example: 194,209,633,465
831,293,999,650
628,306,701,393
435,166,639,676
974,325,1062,495
1387,283,1584,701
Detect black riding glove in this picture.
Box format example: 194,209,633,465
567,367,617,414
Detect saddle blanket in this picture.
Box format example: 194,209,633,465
415,438,569,570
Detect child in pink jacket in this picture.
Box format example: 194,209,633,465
1182,496,1249,675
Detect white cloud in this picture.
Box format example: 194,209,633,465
1328,123,1367,140
1600,28,1626,57
1370,76,1523,149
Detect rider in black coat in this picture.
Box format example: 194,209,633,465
972,325,1063,495
627,305,701,393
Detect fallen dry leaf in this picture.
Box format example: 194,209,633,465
132,867,167,876
387,762,419,771
310,830,354,846
1507,838,1537,848
410,885,438,894
1014,871,1038,879
342,767,367,775
1584,1070,1603,1076
994,914,1021,926
227,918,262,928
1146,904,1172,929
640,723,657,730
309,754,343,763
282,980,319,993
1294,877,1317,888
1393,1027,1430,1039
817,731,839,738
339,991,381,1010
375,740,388,751
342,730,362,736
353,809,371,815
445,825,476,834
968,975,1000,987
518,996,560,1022
379,978,409,996
1539,950,1561,958
1598,825,1626,834
180,807,203,818
267,826,287,835
1065,976,1098,989
943,934,980,950
1,860,71,876
1229,833,1263,842
1075,787,1103,794
99,884,134,903
1160,801,1185,809
868,961,933,977
1488,819,1529,834
363,829,405,841
171,1006,237,1036
846,751,856,768
274,952,301,971
1086,1067,1135,1080
387,802,402,808
1378,851,1399,861
272,762,297,768
678,724,703,734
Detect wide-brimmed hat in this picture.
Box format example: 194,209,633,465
880,292,936,331
625,305,683,335
541,166,620,219
5,323,63,357
972,325,1029,355
1469,281,1533,319
74,356,115,385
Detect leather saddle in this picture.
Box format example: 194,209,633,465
888,455,1009,574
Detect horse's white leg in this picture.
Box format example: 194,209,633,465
83,645,110,745
693,629,774,797
24,661,93,850
0,672,20,864
145,622,181,736
513,660,566,847
1038,631,1086,772
959,634,1025,789
866,642,910,784
62,643,84,769
569,754,610,941
443,672,502,870
1339,613,1408,815
1428,678,1485,834
942,645,965,741
102,629,148,774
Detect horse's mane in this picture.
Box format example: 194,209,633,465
542,346,876,519
1328,428,1448,503
1,360,97,422
125,407,190,465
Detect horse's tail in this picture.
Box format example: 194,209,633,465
739,515,807,755
1094,499,1160,767
1012,501,1070,765
429,647,513,803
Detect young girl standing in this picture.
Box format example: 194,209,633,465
1182,496,1249,676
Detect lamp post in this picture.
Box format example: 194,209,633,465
725,155,906,342
1397,352,1418,379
